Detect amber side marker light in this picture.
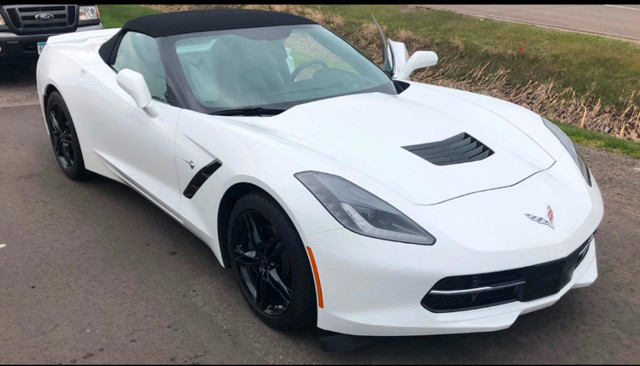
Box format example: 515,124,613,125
306,246,324,308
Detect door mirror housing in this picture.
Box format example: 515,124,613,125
116,68,159,117
117,68,151,108
395,51,438,80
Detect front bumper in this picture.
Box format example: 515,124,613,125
0,24,103,63
303,151,603,336
310,231,597,336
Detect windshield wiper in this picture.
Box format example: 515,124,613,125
210,107,286,116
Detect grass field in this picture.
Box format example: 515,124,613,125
556,120,640,159
316,5,640,111
98,4,160,28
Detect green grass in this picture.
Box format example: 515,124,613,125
315,5,640,110
555,120,640,159
98,4,160,28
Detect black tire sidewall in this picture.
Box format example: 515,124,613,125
228,192,317,330
46,91,89,180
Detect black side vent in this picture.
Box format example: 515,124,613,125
183,160,222,199
404,132,494,166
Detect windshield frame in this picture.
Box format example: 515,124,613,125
160,23,398,115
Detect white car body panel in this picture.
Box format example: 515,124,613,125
36,28,603,337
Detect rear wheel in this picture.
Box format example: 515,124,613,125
228,192,316,330
45,91,90,180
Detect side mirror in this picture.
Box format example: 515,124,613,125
395,51,438,81
371,16,438,81
116,68,158,117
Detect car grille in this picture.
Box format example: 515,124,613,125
403,132,494,166
1,5,77,35
421,233,594,312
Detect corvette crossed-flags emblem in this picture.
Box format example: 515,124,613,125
525,205,555,230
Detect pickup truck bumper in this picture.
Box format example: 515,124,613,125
0,24,103,63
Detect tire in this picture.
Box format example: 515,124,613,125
45,91,91,180
228,191,316,330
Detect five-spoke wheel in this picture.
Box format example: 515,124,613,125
228,192,316,330
233,211,292,316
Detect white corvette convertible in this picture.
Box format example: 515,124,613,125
36,9,603,338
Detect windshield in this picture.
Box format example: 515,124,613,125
167,24,397,114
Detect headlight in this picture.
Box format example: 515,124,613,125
0,13,5,26
542,117,591,186
295,171,436,245
79,6,100,21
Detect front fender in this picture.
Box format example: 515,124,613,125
174,110,345,267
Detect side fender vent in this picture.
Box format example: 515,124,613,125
403,132,494,166
183,160,222,199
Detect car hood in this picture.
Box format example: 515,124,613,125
236,84,555,205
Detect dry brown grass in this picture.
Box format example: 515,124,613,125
144,4,640,141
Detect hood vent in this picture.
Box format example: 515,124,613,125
403,132,494,166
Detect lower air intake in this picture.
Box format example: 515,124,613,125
421,233,594,312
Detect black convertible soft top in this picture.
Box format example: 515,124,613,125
122,8,316,38
99,8,316,63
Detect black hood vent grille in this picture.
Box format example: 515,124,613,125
403,132,494,166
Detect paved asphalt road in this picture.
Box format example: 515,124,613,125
425,5,640,42
1,62,640,363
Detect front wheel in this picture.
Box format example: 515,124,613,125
228,192,317,330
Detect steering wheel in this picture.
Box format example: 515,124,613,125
290,59,329,81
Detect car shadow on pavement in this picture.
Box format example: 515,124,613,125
0,61,37,85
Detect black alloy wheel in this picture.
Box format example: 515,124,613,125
228,192,316,330
234,210,292,316
46,91,90,180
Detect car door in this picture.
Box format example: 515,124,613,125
89,31,182,219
